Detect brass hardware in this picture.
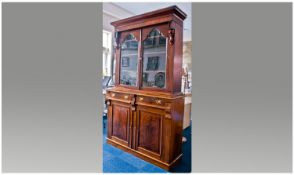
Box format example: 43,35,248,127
124,95,128,99
155,99,162,104
139,97,144,101
111,93,116,97
165,114,172,119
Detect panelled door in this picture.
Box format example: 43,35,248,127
108,101,132,147
135,105,164,159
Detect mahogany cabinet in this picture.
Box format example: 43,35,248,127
105,6,186,171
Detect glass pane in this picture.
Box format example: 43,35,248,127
142,29,166,88
120,34,138,86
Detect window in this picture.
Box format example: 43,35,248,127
103,30,112,77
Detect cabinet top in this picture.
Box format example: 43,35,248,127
111,5,187,29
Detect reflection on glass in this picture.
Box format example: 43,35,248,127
120,34,138,86
142,29,166,88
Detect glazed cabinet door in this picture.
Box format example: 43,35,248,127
107,101,132,147
116,30,140,88
135,106,164,159
141,24,171,91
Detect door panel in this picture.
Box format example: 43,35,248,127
112,103,130,145
136,107,164,157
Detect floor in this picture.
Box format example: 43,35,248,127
103,118,191,173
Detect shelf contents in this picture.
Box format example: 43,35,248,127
120,34,138,86
142,29,167,88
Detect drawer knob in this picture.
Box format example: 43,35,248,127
124,95,128,99
155,99,162,104
139,97,144,101
111,93,115,97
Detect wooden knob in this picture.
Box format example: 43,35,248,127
139,97,144,101
124,95,128,99
155,99,162,104
111,93,115,97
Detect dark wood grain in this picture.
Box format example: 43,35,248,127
137,109,162,155
112,104,129,141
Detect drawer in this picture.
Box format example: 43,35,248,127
107,92,131,101
136,96,167,106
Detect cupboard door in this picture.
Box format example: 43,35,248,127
141,25,170,90
117,30,140,88
110,102,131,147
136,106,164,158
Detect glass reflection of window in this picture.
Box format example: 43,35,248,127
120,34,138,87
142,29,167,88
103,30,112,77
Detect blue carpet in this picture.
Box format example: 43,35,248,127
103,119,191,173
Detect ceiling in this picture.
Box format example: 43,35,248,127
103,2,191,41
